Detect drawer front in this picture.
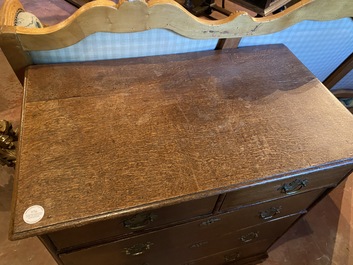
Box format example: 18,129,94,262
221,164,352,211
59,214,300,265
205,188,323,230
50,195,218,251
188,213,300,258
182,239,272,265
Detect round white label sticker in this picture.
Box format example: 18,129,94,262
23,205,45,224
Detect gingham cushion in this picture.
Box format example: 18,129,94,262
239,18,353,82
30,29,218,64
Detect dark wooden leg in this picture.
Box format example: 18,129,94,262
323,53,353,90
216,38,242,50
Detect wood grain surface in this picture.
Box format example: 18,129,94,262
10,45,353,239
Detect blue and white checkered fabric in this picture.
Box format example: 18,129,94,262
332,68,353,90
239,18,353,82
30,29,218,64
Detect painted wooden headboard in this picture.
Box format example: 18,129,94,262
0,0,352,84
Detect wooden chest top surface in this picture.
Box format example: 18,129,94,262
11,45,353,239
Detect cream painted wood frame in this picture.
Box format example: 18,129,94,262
0,0,353,80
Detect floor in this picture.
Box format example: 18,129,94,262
1,1,353,264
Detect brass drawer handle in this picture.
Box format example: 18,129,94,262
199,217,221,227
224,252,240,262
259,206,282,220
123,213,157,230
124,242,153,256
190,241,209,248
279,179,308,194
240,231,259,243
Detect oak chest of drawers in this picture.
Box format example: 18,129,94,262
10,45,353,265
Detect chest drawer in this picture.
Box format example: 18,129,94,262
210,188,323,229
221,164,352,211
59,214,300,265
183,239,272,265
49,195,218,251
